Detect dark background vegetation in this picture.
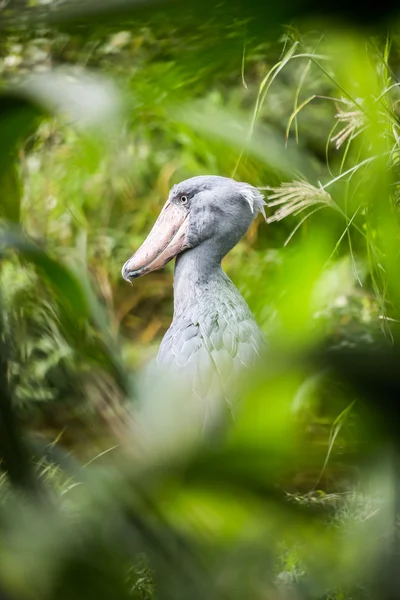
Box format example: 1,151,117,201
1,1,400,599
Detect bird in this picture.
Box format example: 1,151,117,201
122,175,266,427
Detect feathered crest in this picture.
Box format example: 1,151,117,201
239,184,267,220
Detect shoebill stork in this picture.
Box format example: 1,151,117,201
122,176,266,424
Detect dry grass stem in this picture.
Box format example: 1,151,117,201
264,180,334,223
331,98,365,149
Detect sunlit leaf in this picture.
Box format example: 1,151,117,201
17,70,121,131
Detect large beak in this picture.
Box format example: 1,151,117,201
122,201,189,281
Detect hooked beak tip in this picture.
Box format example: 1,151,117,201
121,264,137,283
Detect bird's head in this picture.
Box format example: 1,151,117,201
122,175,265,281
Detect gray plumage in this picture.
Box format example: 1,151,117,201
155,176,267,414
123,175,266,429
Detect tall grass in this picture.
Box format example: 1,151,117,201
0,5,400,600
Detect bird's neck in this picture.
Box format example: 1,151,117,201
173,244,230,317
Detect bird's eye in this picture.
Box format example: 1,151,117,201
180,195,188,205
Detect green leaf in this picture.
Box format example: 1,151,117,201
0,94,44,223
0,229,89,318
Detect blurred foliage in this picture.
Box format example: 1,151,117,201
1,1,400,599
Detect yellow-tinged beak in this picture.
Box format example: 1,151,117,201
122,201,189,281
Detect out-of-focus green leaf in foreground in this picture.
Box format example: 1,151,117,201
1,5,400,600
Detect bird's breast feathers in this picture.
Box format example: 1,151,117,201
157,300,265,404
